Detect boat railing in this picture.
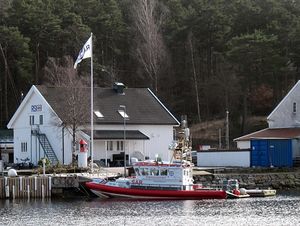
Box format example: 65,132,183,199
130,183,224,191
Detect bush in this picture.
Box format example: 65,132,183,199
38,158,51,167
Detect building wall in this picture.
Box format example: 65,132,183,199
236,140,250,149
89,124,175,162
197,150,250,167
267,81,300,128
11,90,73,165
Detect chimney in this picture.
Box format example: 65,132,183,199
113,82,125,94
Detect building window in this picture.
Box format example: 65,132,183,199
117,141,124,151
94,110,104,118
21,142,27,152
293,102,297,114
118,110,129,118
29,115,34,125
107,141,113,151
39,115,43,125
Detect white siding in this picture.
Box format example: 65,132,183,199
236,141,251,149
87,124,174,162
11,89,73,165
268,81,300,128
197,151,250,167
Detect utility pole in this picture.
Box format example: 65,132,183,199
225,110,229,149
218,128,222,149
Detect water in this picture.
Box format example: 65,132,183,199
0,191,300,226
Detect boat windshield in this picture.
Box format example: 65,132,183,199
150,168,159,176
160,168,168,176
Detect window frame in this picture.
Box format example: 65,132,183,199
293,102,297,114
39,115,43,125
29,115,34,125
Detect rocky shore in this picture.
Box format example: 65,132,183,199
193,169,300,190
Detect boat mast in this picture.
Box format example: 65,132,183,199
172,115,192,163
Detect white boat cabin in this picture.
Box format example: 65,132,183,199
113,160,194,190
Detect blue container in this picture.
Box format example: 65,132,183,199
251,139,292,167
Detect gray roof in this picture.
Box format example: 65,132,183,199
36,85,179,125
84,130,149,140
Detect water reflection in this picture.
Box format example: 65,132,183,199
0,193,299,226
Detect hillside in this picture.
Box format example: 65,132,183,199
190,116,268,149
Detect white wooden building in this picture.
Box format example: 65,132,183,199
7,83,179,166
235,80,300,149
233,81,300,167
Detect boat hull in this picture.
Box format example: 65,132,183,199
85,182,226,200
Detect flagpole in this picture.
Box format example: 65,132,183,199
90,32,94,173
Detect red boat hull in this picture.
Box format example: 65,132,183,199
85,182,226,200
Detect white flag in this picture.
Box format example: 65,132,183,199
74,36,92,69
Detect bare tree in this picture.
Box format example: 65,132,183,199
43,56,89,164
132,0,167,94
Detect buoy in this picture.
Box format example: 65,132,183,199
233,189,240,196
8,169,18,177
240,188,247,195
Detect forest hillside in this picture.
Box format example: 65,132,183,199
1,0,300,143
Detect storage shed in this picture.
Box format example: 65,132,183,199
235,128,300,167
251,139,293,167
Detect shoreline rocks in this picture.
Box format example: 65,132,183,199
193,172,300,190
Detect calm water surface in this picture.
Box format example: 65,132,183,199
0,191,300,226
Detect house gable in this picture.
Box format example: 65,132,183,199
267,80,300,128
7,85,61,129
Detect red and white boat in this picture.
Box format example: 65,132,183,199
85,118,226,200
85,160,226,200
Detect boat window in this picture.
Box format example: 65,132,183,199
141,168,149,176
150,168,159,176
143,168,149,175
135,168,140,176
169,170,174,177
160,168,168,176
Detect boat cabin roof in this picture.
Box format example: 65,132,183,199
132,160,192,168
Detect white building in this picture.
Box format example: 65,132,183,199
234,81,300,167
235,80,300,150
7,83,179,166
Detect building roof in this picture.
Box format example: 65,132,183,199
234,128,300,141
83,130,149,140
36,85,179,125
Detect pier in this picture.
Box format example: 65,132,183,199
0,167,122,199
0,176,51,199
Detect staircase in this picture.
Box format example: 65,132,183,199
37,133,59,165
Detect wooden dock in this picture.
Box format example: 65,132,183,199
0,169,120,199
0,176,52,199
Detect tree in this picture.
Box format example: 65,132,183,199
226,30,287,132
131,0,168,94
43,56,89,164
0,26,33,126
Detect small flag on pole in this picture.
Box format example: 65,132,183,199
74,36,92,69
